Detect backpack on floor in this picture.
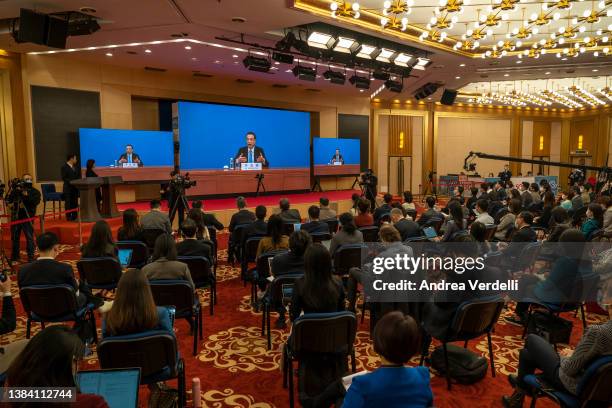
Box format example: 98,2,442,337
430,344,488,385
527,311,573,345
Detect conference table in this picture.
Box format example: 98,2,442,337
313,164,360,176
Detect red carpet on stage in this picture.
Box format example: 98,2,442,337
4,233,605,408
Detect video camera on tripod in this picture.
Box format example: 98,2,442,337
169,171,197,193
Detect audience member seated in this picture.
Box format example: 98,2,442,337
601,196,612,233
519,182,533,209
402,191,416,211
571,186,584,211
582,202,604,240
117,208,144,242
390,208,420,241
102,268,173,337
529,183,541,205
276,198,301,223
560,190,573,210
229,196,256,233
502,291,612,407
302,206,331,234
349,193,361,216
186,207,210,241
373,193,393,224
82,220,117,259
176,219,213,259
19,232,101,309
495,199,521,241
354,199,374,227
417,196,442,227
437,202,466,242
494,181,507,202
141,199,172,234
509,188,521,202
192,200,224,231
143,234,194,289
580,184,592,205
289,244,345,322
256,214,289,258
0,276,21,375
318,197,337,220
534,191,555,229
467,187,479,209
5,326,109,407
469,221,491,254
329,213,363,256
547,207,572,242
510,211,537,242
342,312,433,408
243,205,268,241
474,199,494,225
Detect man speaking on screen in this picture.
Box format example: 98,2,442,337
234,131,269,168
118,144,144,167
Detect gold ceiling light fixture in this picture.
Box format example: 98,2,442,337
381,0,413,30
597,87,612,102
437,0,470,14
330,1,361,19
567,85,606,106
540,89,583,108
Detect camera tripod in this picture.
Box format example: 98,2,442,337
169,190,190,227
255,173,266,196
4,190,37,265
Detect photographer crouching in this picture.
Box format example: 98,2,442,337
6,174,41,264
162,169,196,228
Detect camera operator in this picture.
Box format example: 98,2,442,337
498,164,512,188
6,174,41,263
360,169,378,211
162,169,196,227
568,158,587,187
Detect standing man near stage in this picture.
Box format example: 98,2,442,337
234,131,269,168
7,174,40,263
498,164,512,188
61,154,80,221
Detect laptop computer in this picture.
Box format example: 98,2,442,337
118,249,133,268
76,368,141,408
423,226,438,240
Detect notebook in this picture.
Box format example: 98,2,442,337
76,368,140,408
118,249,133,268
423,226,438,239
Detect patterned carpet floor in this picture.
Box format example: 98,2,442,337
2,235,608,408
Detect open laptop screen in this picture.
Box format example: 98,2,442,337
118,249,133,268
77,368,140,408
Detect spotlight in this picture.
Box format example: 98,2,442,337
292,64,317,81
323,69,346,85
333,37,359,53
385,78,403,93
413,57,432,70
373,70,391,81
413,82,439,100
243,55,271,72
356,44,379,59
275,32,296,51
307,31,335,49
376,48,396,63
349,74,371,89
272,51,294,64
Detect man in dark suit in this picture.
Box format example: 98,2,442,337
177,219,212,260
228,196,255,263
277,198,301,223
301,206,330,235
418,196,443,227
141,199,172,234
61,153,80,221
373,193,393,224
500,211,537,260
330,148,344,164
117,144,143,167
18,232,101,309
234,131,269,168
390,208,420,241
244,205,268,240
520,182,533,209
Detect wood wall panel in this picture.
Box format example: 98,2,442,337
388,115,412,157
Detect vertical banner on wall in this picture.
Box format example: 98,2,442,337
535,176,558,194
172,102,179,170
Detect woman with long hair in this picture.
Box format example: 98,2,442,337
535,191,556,228
103,268,173,336
117,208,144,241
5,325,109,407
290,244,345,321
438,201,466,242
142,234,194,289
82,220,117,259
582,202,604,240
186,207,211,241
329,212,363,255
402,191,415,211
256,214,289,257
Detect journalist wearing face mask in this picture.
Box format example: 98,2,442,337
5,173,41,263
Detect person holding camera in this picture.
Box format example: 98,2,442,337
7,174,41,263
360,169,378,211
498,164,512,188
163,170,194,228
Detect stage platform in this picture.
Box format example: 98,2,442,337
5,190,360,247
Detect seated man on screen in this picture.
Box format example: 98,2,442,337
117,144,143,167
234,131,269,168
329,148,344,165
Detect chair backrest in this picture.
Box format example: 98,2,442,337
257,250,288,280
148,280,194,316
282,223,295,236
98,331,179,381
450,296,505,340
576,355,612,404
484,251,503,267
333,243,366,275
269,273,303,306
358,226,379,242
516,241,542,270
291,311,357,355
142,229,167,250
19,284,79,319
231,223,252,244
40,183,57,198
200,240,215,260
323,218,339,234
117,241,149,267
77,257,123,287
243,236,264,264
378,212,391,226
310,232,332,243
484,224,497,241
205,226,217,245
404,236,427,243
176,256,214,287
405,209,418,221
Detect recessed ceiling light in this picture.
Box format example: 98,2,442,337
360,89,364,92
185,45,191,50
592,69,599,72
504,73,509,77
459,63,466,67
105,53,112,57
545,71,551,74
144,49,152,53
214,60,221,64
191,57,197,61
233,61,239,64
274,61,280,65
285,69,292,73
516,60,522,64
232,54,239,58
427,97,432,100
455,76,461,79
561,57,567,61
393,53,412,67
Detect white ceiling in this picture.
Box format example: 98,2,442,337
0,0,610,102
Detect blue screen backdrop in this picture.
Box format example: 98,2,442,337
313,137,360,165
177,101,310,170
79,128,174,167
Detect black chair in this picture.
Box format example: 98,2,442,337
250,250,288,305
19,284,97,342
310,232,332,243
142,228,167,251
117,241,149,268
261,273,303,350
283,311,357,408
484,224,497,241
282,223,295,236
241,236,264,285
332,243,366,276
41,183,63,219
205,226,218,253
377,212,391,226
228,223,253,264
177,256,216,315
148,280,202,356
405,209,418,221
98,330,186,408
77,257,123,292
508,241,542,276
358,225,379,242
523,355,612,408
323,218,339,234
420,295,505,390
200,239,217,272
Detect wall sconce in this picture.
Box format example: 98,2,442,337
578,134,583,149
399,131,404,149
539,135,544,151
